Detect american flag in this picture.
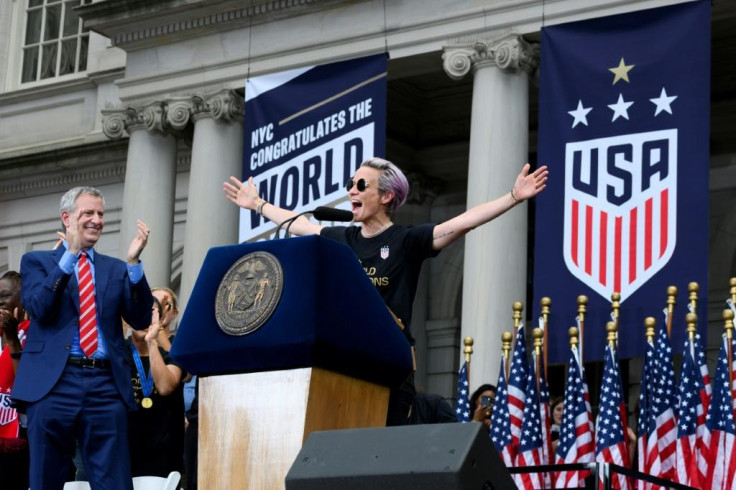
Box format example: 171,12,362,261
515,371,544,489
508,324,530,451
636,337,660,486
454,361,471,422
675,335,709,487
490,356,514,465
535,347,553,488
704,335,736,490
554,347,594,488
651,317,677,481
690,305,712,400
596,344,630,489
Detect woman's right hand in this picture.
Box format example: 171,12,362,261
223,176,260,211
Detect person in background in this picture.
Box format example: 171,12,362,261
0,271,29,490
15,186,154,489
224,157,548,425
550,396,564,452
469,383,496,431
151,287,179,352
127,299,187,478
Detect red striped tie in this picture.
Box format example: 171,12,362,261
78,252,98,357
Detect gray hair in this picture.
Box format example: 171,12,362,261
59,187,105,215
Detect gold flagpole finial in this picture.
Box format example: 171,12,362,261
685,312,697,341
688,282,699,312
577,295,588,317
569,326,579,347
541,296,551,381
502,331,513,380
724,309,734,387
512,301,523,348
730,278,736,304
502,331,513,360
611,292,621,326
644,317,656,343
577,295,587,360
666,285,677,339
512,301,523,329
463,336,474,364
532,328,543,391
724,309,734,338
533,327,543,351
606,321,617,348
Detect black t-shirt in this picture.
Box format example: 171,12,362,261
126,339,186,477
320,223,439,343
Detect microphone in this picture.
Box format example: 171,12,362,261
311,206,353,222
276,206,354,238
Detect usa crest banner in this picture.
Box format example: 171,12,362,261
240,54,387,242
533,1,710,362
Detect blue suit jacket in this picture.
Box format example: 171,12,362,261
14,247,154,410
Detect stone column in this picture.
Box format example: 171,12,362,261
442,34,539,391
178,90,244,313
102,102,178,289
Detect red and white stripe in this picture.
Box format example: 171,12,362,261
566,187,673,302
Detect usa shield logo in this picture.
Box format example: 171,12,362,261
563,129,677,302
380,245,389,260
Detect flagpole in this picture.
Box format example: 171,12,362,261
611,291,620,346
533,328,543,393
645,316,656,343
512,301,523,349
577,295,587,363
666,285,677,339
502,331,512,381
463,336,474,390
689,282,699,313
568,326,579,362
541,297,551,381
725,309,734,388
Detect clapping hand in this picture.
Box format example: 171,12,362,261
127,220,150,265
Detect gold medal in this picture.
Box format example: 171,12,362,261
142,397,153,409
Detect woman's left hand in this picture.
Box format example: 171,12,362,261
512,163,549,202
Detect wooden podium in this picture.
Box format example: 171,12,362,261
172,236,413,490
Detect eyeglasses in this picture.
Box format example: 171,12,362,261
345,178,371,192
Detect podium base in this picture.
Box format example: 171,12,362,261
198,367,389,490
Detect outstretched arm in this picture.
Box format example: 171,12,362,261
223,176,323,236
431,164,548,251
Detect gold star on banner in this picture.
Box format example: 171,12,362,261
609,58,634,85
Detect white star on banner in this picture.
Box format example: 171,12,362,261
650,87,678,116
568,100,592,128
608,93,634,122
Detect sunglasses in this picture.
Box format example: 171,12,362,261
345,178,372,192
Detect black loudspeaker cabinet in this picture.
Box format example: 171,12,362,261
285,422,516,489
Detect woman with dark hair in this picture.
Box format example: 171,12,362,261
0,271,29,490
224,157,548,424
469,383,496,431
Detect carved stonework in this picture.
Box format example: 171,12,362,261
101,91,244,140
101,102,168,139
166,96,199,130
442,34,539,81
192,90,245,123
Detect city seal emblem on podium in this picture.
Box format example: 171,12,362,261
215,251,284,335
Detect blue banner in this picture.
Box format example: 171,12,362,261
534,1,710,362
241,54,388,241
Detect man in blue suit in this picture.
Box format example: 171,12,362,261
14,186,154,490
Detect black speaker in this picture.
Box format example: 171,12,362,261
285,422,516,489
